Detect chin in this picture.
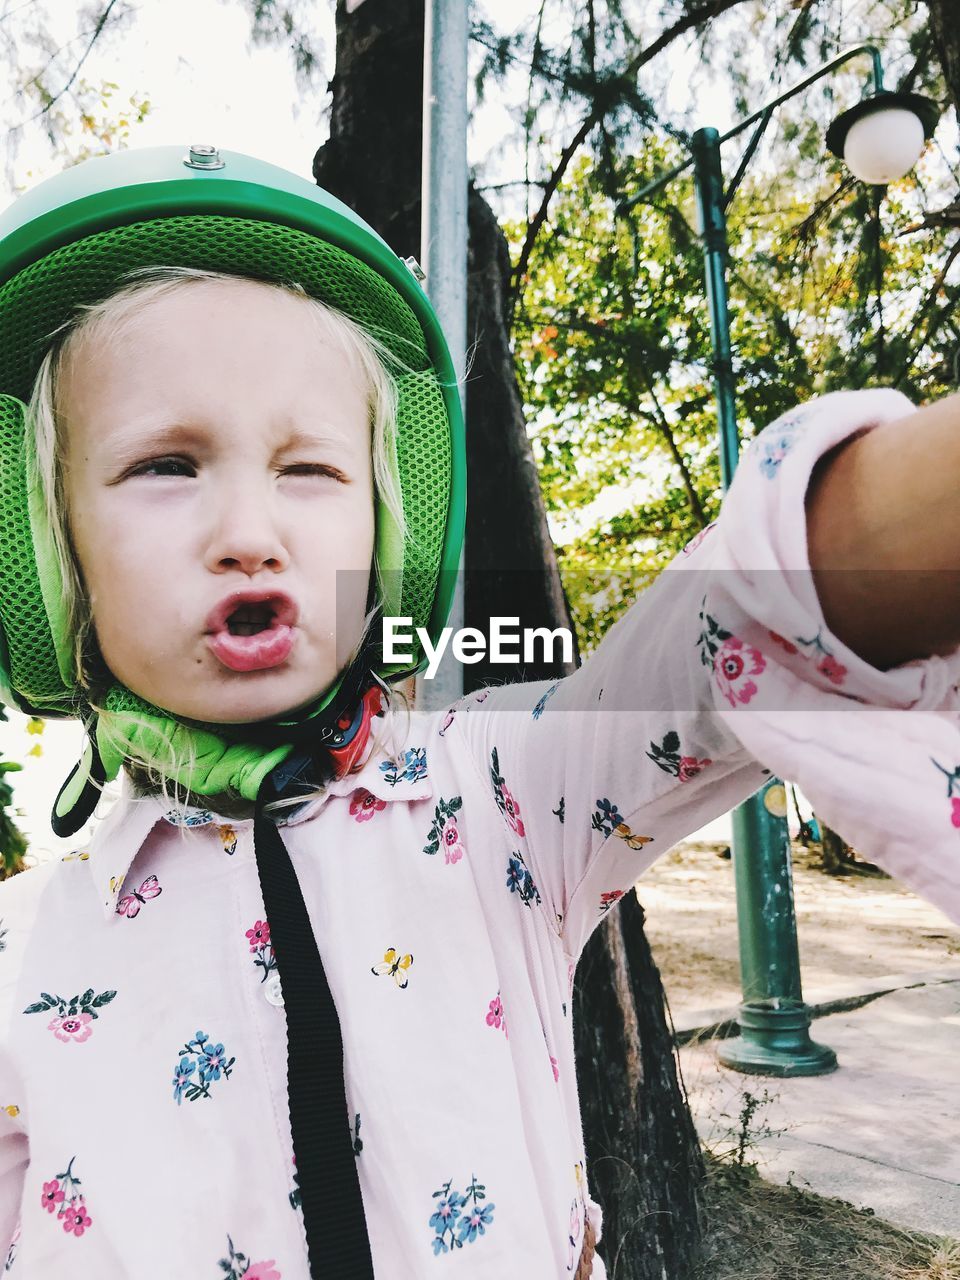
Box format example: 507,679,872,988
185,683,337,728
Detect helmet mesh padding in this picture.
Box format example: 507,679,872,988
0,396,67,706
0,216,431,394
0,215,452,708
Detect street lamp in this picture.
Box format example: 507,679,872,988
618,46,938,1076
826,89,939,184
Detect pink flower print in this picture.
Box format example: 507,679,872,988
486,994,507,1036
439,707,457,736
246,920,271,952
441,817,464,865
423,796,464,860
568,1199,582,1269
767,630,799,655
41,1179,65,1214
350,789,386,822
549,1054,559,1083
713,636,766,707
500,785,525,837
61,1198,92,1237
218,1237,280,1279
951,798,960,829
677,755,712,783
818,654,847,686
26,988,117,1036
490,748,526,836
245,1263,282,1280
48,1013,93,1044
681,523,716,557
599,890,625,916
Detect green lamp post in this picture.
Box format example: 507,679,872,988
620,45,938,1075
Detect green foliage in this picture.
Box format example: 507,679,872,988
0,1,145,187
0,711,27,879
496,2,959,652
31,77,151,177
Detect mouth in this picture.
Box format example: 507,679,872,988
204,591,299,673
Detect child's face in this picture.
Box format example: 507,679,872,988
59,278,376,725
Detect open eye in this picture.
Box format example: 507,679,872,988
129,455,196,478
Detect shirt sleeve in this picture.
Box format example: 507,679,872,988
448,387,960,960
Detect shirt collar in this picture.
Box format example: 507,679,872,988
88,781,169,921
89,739,434,917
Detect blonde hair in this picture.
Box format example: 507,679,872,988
25,266,415,810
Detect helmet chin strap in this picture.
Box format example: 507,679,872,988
51,644,383,838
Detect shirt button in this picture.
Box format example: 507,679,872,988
264,973,285,1008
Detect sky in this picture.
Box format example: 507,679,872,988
0,0,591,207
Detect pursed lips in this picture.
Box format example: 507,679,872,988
204,590,299,672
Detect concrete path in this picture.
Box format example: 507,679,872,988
675,973,960,1239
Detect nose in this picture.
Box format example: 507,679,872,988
202,477,291,576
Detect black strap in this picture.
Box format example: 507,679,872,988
51,731,106,838
253,778,375,1278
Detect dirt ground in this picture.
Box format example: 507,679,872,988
635,840,960,1018
693,1156,960,1280
631,840,960,1278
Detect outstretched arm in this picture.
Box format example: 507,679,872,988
807,391,960,670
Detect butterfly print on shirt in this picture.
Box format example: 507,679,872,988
116,875,163,918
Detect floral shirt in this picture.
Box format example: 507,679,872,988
2,389,959,1279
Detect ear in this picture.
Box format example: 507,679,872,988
0,392,74,714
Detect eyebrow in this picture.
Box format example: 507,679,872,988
102,419,358,460
96,421,204,471
277,427,356,452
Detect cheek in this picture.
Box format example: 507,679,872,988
69,502,180,646
316,489,376,648
306,483,376,572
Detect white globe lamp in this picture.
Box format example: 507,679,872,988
826,91,939,184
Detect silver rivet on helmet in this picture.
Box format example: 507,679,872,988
403,255,426,283
183,144,225,171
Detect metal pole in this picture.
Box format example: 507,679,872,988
691,127,835,1075
416,0,468,709
691,129,739,488
620,44,885,215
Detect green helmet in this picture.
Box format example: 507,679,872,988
0,144,465,826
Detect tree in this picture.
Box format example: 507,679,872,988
925,0,960,120
0,1,151,185
500,8,956,650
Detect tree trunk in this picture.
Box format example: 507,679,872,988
575,891,705,1278
463,180,578,687
925,0,960,121
819,819,855,875
314,4,705,1275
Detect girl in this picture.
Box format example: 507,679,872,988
0,144,958,1279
